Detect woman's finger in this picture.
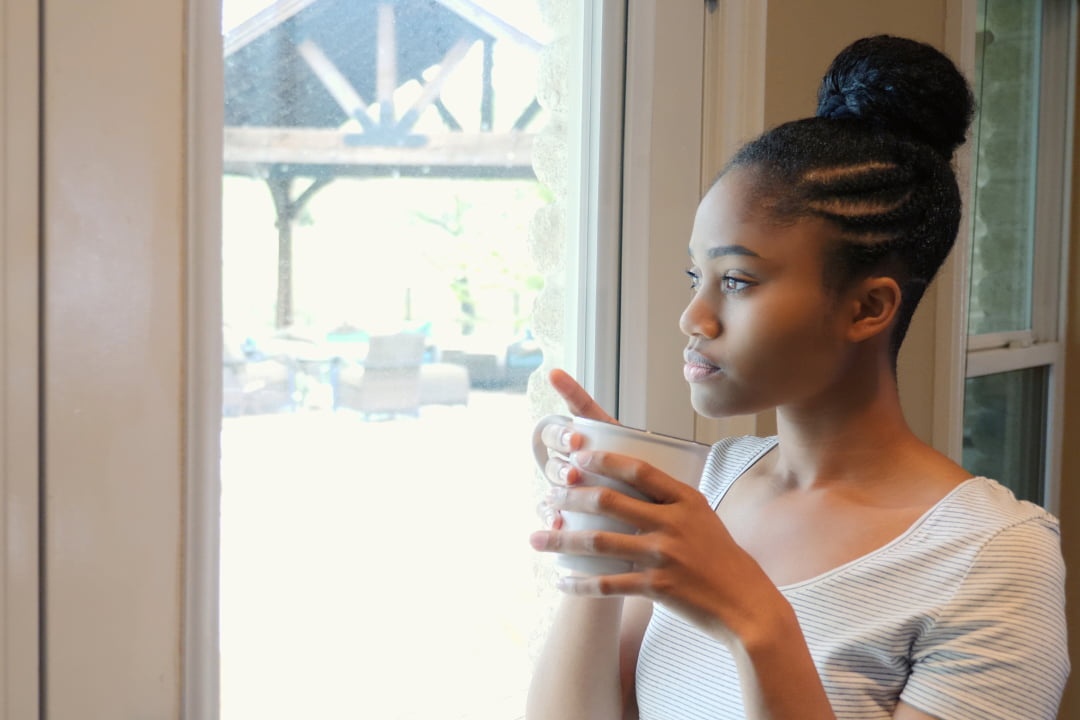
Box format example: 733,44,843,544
571,450,695,504
530,527,646,563
535,501,563,529
555,571,654,598
541,421,581,456
546,483,663,531
544,456,578,487
549,368,617,424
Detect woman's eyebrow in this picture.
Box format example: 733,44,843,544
706,244,761,259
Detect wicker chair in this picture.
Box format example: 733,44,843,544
334,333,425,419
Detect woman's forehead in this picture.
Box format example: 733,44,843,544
691,172,829,258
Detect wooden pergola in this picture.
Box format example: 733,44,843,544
224,0,544,328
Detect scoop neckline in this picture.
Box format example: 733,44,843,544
715,437,983,592
776,476,983,591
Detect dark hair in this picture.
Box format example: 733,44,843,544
722,35,975,361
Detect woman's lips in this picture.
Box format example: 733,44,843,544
683,350,723,382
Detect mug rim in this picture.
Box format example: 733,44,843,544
531,413,711,478
569,415,711,453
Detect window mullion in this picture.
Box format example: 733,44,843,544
965,341,1060,378
967,329,1036,352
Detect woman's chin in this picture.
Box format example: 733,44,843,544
689,388,738,419
689,384,766,420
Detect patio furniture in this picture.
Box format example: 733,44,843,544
335,332,425,418
419,362,470,407
223,327,294,415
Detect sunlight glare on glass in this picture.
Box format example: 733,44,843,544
219,1,577,717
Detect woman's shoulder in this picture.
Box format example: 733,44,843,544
699,435,778,502
934,477,1060,534
909,477,1062,571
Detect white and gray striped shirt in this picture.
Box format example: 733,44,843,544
636,435,1069,720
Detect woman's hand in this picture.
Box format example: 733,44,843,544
548,368,617,424
531,448,784,648
537,369,617,530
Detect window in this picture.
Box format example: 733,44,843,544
963,0,1072,508
218,1,623,717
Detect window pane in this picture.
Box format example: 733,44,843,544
967,0,1042,335
962,367,1048,504
219,1,598,717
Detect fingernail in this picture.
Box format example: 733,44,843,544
536,501,553,525
529,531,549,550
570,451,591,468
560,430,573,450
546,486,567,505
558,464,571,484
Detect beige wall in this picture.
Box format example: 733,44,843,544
1056,20,1080,714
43,0,185,716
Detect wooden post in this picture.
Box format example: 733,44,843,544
268,173,295,329
376,3,397,127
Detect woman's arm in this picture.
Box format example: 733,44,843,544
525,596,652,720
729,608,837,720
541,450,840,720
526,371,656,719
525,596,625,720
527,370,636,720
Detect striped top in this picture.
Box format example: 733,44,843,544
636,435,1069,720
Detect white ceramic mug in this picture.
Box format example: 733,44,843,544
531,414,712,575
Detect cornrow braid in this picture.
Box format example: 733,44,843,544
719,36,973,363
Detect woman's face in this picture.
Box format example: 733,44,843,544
680,169,855,418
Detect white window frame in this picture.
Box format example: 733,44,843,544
185,0,224,716
569,0,625,414
618,0,706,438
961,0,1075,513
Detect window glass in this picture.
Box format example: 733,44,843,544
962,367,1048,504
967,0,1042,336
219,1,597,716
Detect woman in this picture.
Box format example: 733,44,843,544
526,35,1068,719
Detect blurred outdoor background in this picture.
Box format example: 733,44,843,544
219,1,573,717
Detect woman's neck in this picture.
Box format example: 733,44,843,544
769,353,927,491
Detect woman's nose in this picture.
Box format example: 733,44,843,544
679,291,720,339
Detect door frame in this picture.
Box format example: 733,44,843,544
0,0,40,717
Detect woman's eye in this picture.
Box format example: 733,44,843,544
722,275,753,293
685,269,701,290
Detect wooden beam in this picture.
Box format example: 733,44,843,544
397,37,475,132
224,127,534,168
225,162,534,181
376,3,397,126
296,39,375,131
224,0,318,57
432,0,544,52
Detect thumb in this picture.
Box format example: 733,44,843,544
549,369,617,424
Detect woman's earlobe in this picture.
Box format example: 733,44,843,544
847,277,901,343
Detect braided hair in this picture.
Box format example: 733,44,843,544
722,35,975,361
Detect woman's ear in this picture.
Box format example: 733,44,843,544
846,276,902,343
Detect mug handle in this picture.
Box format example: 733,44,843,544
531,414,574,485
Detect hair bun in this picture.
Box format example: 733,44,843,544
816,35,975,159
